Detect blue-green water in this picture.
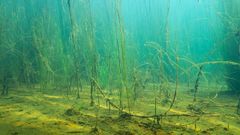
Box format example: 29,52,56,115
0,0,240,134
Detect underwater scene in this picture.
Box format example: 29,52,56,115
0,0,240,134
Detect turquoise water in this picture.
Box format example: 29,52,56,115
0,0,239,93
0,0,240,134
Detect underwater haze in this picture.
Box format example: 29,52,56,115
0,0,240,134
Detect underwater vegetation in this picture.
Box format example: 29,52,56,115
0,0,240,134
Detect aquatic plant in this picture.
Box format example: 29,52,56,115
193,65,204,102
85,0,98,106
237,97,240,115
220,0,240,93
115,0,130,112
67,0,83,99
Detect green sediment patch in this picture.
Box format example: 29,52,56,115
0,86,239,135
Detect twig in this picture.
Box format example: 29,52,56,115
193,65,204,102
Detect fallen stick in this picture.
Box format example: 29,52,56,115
91,78,231,121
